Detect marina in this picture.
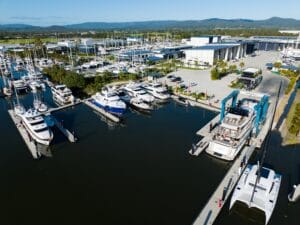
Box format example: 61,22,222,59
0,9,300,224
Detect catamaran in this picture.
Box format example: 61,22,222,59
230,164,281,225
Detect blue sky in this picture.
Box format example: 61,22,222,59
0,0,300,26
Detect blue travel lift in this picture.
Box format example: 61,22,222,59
219,90,269,136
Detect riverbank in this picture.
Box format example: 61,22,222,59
282,88,300,145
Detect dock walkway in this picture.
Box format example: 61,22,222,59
8,110,40,159
83,99,120,123
51,116,77,143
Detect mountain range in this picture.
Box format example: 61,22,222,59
1,17,300,31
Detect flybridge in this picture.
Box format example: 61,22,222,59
220,90,269,135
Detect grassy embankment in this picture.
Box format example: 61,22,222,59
284,87,300,145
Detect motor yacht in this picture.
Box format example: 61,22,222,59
20,108,53,146
91,88,126,115
142,82,170,101
206,99,257,161
51,84,74,105
130,97,152,111
123,82,155,103
13,79,28,92
230,164,281,225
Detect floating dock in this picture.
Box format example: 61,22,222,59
51,116,77,143
191,97,276,225
189,137,210,156
45,99,82,115
83,99,120,123
8,110,40,159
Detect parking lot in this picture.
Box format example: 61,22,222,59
159,51,283,104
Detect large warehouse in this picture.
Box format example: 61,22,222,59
184,43,247,66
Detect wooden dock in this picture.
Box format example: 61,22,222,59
8,110,40,159
83,99,120,123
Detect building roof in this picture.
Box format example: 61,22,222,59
243,68,260,74
187,43,240,51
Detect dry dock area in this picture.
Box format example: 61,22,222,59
8,110,40,159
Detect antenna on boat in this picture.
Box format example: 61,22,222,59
249,80,282,206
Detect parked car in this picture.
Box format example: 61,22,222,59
167,74,175,79
172,76,182,82
179,83,188,89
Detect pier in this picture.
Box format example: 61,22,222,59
8,110,40,159
83,99,120,123
191,98,276,225
44,99,82,115
51,116,77,143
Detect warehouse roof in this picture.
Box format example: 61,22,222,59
186,43,240,51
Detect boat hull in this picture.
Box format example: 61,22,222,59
91,99,126,116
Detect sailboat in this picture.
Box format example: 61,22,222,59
33,92,48,113
1,64,13,97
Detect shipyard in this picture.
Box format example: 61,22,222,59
1,1,300,225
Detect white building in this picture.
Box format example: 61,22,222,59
183,36,221,47
81,38,94,46
184,43,246,66
57,40,76,48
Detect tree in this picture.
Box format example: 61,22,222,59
239,62,245,71
229,65,237,73
211,67,220,80
63,72,85,90
273,62,282,70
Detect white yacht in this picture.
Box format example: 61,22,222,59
14,103,26,116
142,82,170,100
91,88,126,115
51,85,74,105
230,164,281,225
20,109,53,146
123,82,155,103
13,79,28,92
206,99,257,161
33,93,48,113
130,97,152,111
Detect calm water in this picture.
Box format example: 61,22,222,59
0,75,299,225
